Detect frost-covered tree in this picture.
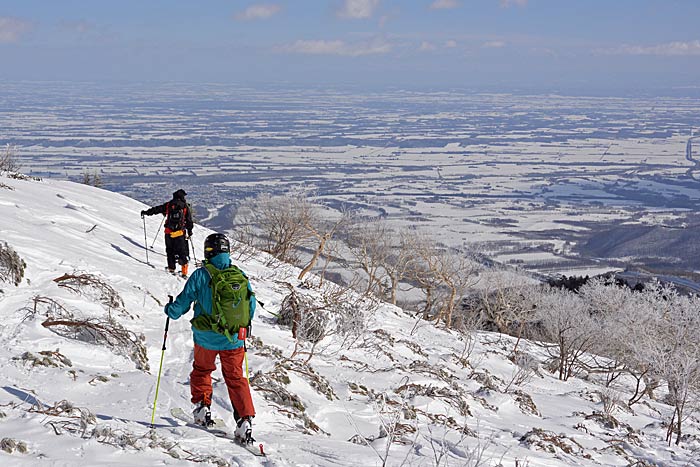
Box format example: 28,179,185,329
634,282,700,445
346,218,393,297
80,170,103,188
406,235,479,328
579,279,700,445
533,287,598,381
579,279,657,400
469,268,539,349
298,207,348,281
381,230,417,306
234,192,313,264
403,235,443,320
0,242,26,286
433,253,480,328
0,144,20,172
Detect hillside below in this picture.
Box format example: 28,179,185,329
0,173,699,466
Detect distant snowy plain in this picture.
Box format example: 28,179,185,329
6,83,700,276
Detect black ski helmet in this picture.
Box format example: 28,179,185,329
204,233,230,259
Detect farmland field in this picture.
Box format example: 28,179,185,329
4,82,700,277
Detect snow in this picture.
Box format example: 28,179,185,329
1,173,699,466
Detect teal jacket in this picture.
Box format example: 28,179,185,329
164,253,256,350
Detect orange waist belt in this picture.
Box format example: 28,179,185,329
169,230,185,238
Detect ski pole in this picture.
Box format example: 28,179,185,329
238,327,250,381
150,295,173,428
256,300,280,318
150,216,165,249
142,215,150,265
189,236,198,264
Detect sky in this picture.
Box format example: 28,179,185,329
1,0,699,91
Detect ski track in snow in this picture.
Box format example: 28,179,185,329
0,174,699,466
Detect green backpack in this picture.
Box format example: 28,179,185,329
191,262,253,342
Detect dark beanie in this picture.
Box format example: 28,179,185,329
173,189,187,199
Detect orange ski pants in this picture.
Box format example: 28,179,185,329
190,344,255,419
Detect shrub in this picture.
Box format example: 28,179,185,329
28,296,149,371
0,242,26,286
80,170,103,188
278,289,329,344
53,272,129,318
0,144,20,173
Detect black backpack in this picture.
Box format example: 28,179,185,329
165,200,187,231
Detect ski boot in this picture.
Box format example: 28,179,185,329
192,402,213,427
234,416,254,444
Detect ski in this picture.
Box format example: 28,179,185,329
233,437,268,457
170,407,227,431
169,408,267,457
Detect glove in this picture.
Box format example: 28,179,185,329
164,303,172,318
140,210,146,217
187,229,193,238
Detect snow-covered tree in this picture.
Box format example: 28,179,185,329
298,206,348,281
533,287,598,381
234,192,313,264
0,144,20,172
346,218,394,297
635,282,700,445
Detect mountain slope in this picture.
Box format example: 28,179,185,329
0,174,698,466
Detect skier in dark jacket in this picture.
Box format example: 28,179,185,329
141,189,194,277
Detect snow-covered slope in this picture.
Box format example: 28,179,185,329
0,174,698,466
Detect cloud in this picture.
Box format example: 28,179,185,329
336,0,380,19
281,37,392,56
499,0,528,7
60,20,93,34
482,40,506,48
599,40,700,56
0,16,31,43
529,47,558,57
418,41,437,52
430,0,460,9
417,40,460,52
234,4,282,21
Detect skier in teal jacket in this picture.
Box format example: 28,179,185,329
165,233,257,442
